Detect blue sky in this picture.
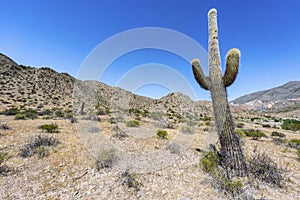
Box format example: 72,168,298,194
1,0,300,100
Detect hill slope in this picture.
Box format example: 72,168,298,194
0,53,215,121
231,81,300,118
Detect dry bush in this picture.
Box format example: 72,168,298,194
248,150,285,188
95,147,118,170
119,168,142,192
19,135,60,158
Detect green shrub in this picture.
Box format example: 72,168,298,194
288,139,300,149
0,151,10,176
243,129,267,140
35,146,49,158
235,129,246,138
205,121,211,126
126,120,140,127
1,107,20,115
0,151,8,165
39,109,52,116
55,110,64,118
271,131,286,138
296,149,300,161
14,113,26,120
200,150,220,174
38,123,59,133
156,129,168,139
202,116,212,121
65,112,73,119
281,119,300,131
23,109,38,119
96,147,118,169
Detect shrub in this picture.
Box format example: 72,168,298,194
88,126,100,133
70,117,78,123
111,125,120,132
38,123,59,133
200,150,220,174
39,109,52,116
126,120,140,127
55,110,64,118
0,151,8,165
150,112,163,121
156,129,168,139
205,121,211,126
235,129,246,138
120,169,141,191
14,113,26,120
109,117,117,124
1,107,20,115
112,131,128,139
65,112,73,119
281,119,300,131
212,177,244,199
262,124,271,128
19,135,59,157
271,131,286,138
180,126,194,135
95,147,118,169
243,129,267,140
236,123,245,128
288,139,300,149
296,149,300,161
97,108,109,115
0,124,11,130
200,149,245,198
35,146,49,158
272,138,287,146
23,109,38,119
248,151,285,187
0,151,10,176
166,143,181,155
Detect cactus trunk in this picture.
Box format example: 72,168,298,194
192,8,247,177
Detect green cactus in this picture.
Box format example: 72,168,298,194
192,8,247,177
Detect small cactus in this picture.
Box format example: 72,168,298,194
192,8,247,177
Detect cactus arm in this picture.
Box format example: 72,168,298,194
191,58,210,90
223,48,240,87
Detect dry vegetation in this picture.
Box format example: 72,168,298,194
1,111,299,199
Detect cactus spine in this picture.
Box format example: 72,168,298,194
192,8,247,177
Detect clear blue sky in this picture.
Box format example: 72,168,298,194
1,0,300,100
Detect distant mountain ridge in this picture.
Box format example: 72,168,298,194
231,81,300,118
232,81,300,105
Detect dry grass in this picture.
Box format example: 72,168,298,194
0,115,299,199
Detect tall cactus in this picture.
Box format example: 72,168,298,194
192,8,247,177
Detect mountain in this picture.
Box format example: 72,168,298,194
231,81,300,118
0,53,217,121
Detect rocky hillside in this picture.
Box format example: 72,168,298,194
0,53,216,121
231,81,300,118
0,53,75,111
